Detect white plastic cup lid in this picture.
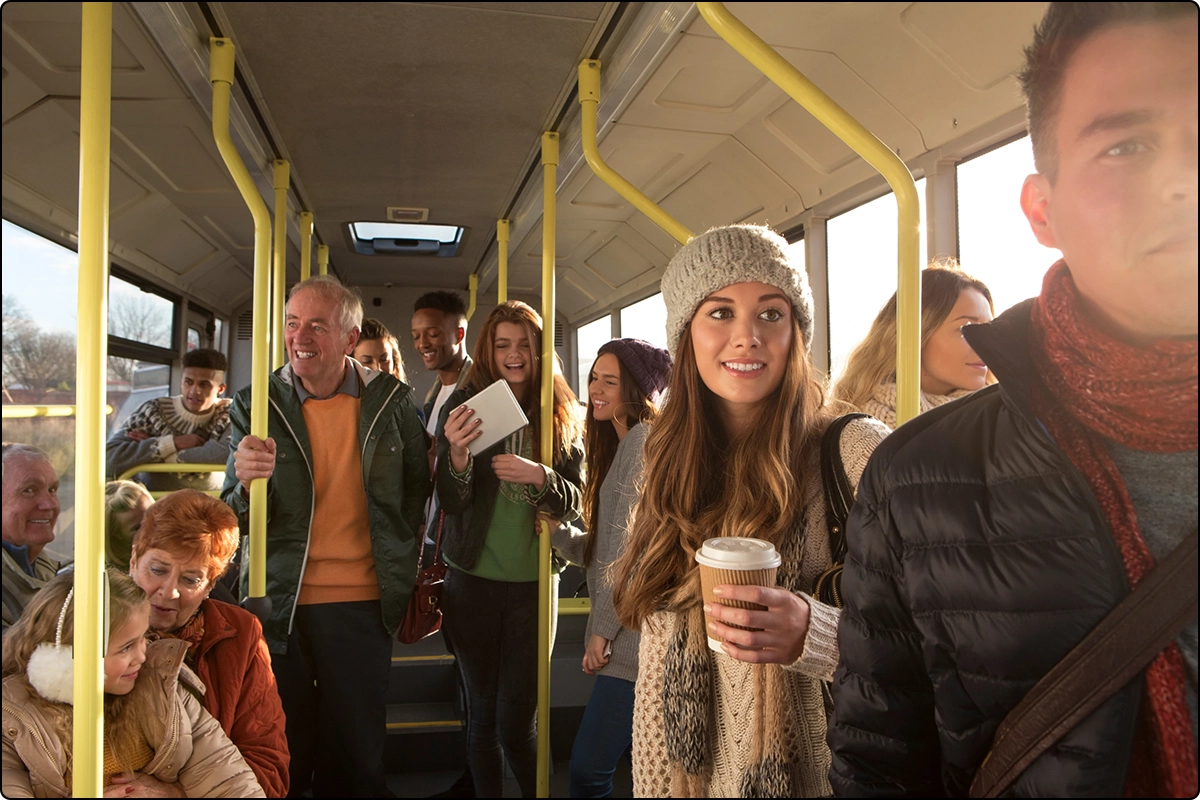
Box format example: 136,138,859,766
694,537,781,570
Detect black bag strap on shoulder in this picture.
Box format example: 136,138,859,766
821,412,868,564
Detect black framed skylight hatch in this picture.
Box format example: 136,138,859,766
347,222,465,257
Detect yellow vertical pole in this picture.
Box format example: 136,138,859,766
497,218,510,303
299,211,313,281
272,160,289,370
466,274,479,322
536,130,558,799
74,5,112,796
317,243,329,275
210,37,271,607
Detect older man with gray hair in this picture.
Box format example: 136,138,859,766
2,443,62,632
221,275,430,797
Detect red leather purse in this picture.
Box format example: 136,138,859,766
396,509,447,644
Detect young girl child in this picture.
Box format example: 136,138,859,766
833,260,996,428
552,338,671,798
611,225,889,797
2,568,264,798
436,300,585,798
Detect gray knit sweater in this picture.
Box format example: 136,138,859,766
552,422,648,684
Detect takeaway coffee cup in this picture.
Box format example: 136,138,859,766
695,537,782,653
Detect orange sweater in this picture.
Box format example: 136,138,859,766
298,393,380,605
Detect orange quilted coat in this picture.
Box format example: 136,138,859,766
192,598,291,798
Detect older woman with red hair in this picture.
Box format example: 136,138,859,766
129,489,289,797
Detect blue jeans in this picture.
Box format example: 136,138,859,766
568,675,635,798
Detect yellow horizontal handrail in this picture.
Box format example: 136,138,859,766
2,404,114,418
116,462,227,482
558,597,591,616
696,2,921,424
578,60,692,245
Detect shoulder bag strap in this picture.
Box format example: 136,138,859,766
821,413,868,563
970,527,1199,798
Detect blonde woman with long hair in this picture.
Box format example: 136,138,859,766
611,225,888,797
833,260,996,428
1,568,264,797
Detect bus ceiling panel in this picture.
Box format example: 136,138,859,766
1,60,48,126
0,2,189,101
213,1,614,289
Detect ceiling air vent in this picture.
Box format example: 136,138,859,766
387,207,429,223
237,310,254,341
555,321,564,348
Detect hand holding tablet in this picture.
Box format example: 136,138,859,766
444,380,530,464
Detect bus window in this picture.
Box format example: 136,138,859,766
2,219,79,563
957,136,1063,314
576,315,612,395
619,293,668,351
109,275,174,350
187,327,201,351
826,179,927,380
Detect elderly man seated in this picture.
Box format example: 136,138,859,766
1,443,62,633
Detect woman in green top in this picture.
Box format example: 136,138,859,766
436,300,584,798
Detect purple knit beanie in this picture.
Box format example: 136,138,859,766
597,338,673,403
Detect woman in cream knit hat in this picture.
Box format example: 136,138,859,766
611,224,888,797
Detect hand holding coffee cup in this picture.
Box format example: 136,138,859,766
698,538,812,664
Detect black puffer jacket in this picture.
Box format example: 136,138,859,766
828,300,1138,797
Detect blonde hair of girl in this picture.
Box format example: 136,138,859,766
832,258,996,412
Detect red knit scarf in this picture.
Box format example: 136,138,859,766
1031,261,1198,798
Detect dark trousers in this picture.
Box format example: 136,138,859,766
442,568,557,798
568,675,634,798
271,600,394,798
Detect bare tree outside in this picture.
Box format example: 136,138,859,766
107,291,171,384
3,294,76,392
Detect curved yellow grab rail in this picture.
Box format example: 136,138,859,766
317,243,329,276
696,2,921,424
536,130,559,798
272,160,290,370
578,60,692,246
466,274,479,323
116,462,228,483
210,37,270,609
2,404,113,418
497,218,510,304
299,211,314,281
74,4,113,794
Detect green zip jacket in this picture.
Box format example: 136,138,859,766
220,360,430,654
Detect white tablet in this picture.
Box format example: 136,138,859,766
458,379,530,456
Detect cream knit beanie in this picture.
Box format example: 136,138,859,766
661,224,814,356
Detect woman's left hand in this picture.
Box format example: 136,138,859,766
704,585,811,664
107,773,185,798
492,454,546,489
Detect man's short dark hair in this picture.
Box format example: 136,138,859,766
183,348,228,372
414,291,467,322
1019,2,1197,181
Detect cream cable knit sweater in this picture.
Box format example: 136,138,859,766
861,381,973,430
631,416,888,797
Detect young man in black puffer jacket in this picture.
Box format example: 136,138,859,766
828,3,1198,797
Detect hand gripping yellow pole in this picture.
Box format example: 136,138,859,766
210,38,271,610
466,274,479,323
536,130,559,798
696,2,921,423
317,243,329,275
497,218,510,303
272,160,289,370
299,211,313,281
578,60,692,245
74,5,112,795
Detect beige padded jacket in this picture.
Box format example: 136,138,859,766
631,416,888,797
2,639,265,798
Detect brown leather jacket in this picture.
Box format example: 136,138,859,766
2,639,265,798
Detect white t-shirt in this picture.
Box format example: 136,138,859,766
424,380,459,544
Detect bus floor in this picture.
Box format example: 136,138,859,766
386,756,634,798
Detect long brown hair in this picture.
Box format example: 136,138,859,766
580,353,659,567
611,311,829,629
833,259,996,411
2,568,152,784
463,301,582,457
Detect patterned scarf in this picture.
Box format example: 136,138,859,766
1030,260,1198,798
155,605,206,668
